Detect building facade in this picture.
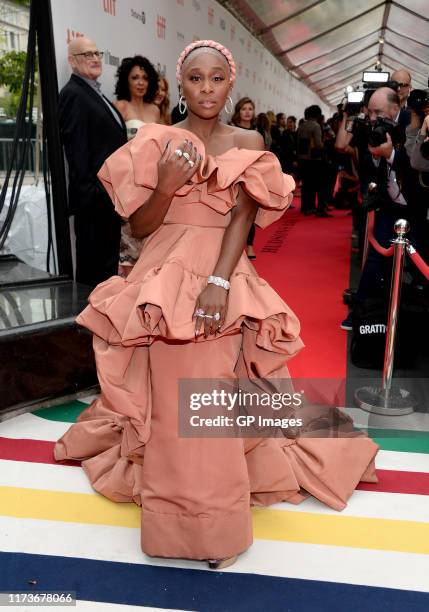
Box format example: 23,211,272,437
0,0,29,55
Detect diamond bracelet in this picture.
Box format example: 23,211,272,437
207,275,230,291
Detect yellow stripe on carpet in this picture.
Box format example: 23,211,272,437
1,486,428,555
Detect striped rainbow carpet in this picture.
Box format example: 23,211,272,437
1,396,429,611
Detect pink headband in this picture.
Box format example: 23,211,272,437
176,40,236,86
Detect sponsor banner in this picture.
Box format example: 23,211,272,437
50,0,330,116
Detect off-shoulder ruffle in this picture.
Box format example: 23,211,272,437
97,123,295,229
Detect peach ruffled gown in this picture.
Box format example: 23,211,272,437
54,124,378,561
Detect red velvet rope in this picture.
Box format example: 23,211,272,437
365,211,429,278
407,249,429,281
367,210,395,257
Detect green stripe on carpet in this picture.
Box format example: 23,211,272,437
33,402,429,455
33,401,87,423
371,434,429,454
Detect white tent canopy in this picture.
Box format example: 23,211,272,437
220,0,429,107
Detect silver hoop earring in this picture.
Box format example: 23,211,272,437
224,95,233,114
179,95,187,115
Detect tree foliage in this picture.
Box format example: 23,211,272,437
0,92,20,117
0,51,27,93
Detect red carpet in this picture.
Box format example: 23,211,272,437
254,195,352,378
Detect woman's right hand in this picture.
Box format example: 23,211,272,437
156,139,202,197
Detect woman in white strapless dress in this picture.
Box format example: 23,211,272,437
113,56,161,277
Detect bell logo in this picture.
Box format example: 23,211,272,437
103,0,116,16
157,15,166,39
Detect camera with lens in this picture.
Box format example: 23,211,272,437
367,115,401,147
343,71,399,136
407,88,429,118
407,88,429,160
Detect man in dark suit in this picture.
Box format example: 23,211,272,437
59,36,127,287
391,69,412,139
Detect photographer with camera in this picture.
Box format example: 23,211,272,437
405,90,429,172
404,89,429,271
339,86,415,329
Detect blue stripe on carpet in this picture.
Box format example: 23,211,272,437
1,552,429,612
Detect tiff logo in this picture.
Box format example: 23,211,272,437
208,6,214,25
157,15,166,39
66,29,84,44
103,0,116,16
230,25,235,40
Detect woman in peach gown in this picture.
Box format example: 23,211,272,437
54,40,378,569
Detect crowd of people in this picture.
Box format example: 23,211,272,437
58,38,345,286
55,37,380,570
59,36,429,343
334,70,429,333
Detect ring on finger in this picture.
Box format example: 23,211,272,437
195,308,205,317
183,152,191,161
174,149,183,157
187,159,195,168
213,312,221,321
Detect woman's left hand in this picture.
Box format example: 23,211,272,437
193,284,228,338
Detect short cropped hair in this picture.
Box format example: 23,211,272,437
304,105,322,120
